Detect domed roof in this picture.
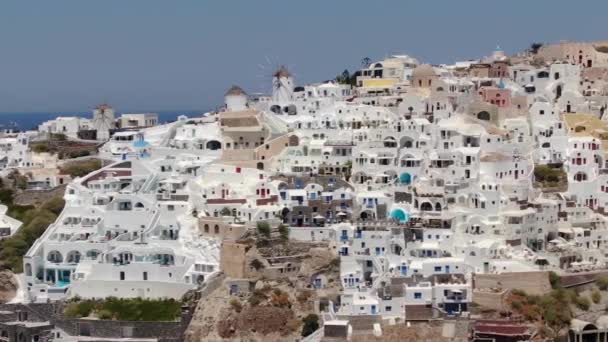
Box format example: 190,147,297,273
225,85,247,97
412,64,436,78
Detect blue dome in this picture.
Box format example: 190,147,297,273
390,209,410,223
399,172,412,185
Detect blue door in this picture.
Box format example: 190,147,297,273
371,305,377,314
445,265,450,274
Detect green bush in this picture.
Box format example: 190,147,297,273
65,298,182,321
0,188,14,204
97,309,113,320
31,143,50,153
534,165,566,185
64,300,95,318
248,296,261,306
278,224,289,241
256,222,271,238
229,298,242,313
592,289,602,304
250,259,264,271
597,276,608,291
60,159,102,178
41,197,66,216
575,296,591,311
509,288,574,339
301,314,319,337
0,195,64,272
548,271,561,289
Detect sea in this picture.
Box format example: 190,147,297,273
0,110,206,132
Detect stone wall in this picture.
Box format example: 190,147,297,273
336,315,381,332
0,302,191,342
472,290,508,311
473,271,551,295
220,241,249,278
54,318,185,341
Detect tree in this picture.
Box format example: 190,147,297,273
336,69,351,85
250,258,264,271
220,207,231,216
301,314,319,337
529,42,543,54
361,57,372,68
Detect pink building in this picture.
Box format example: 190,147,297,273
478,87,511,108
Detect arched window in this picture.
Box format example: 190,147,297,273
420,202,433,211
270,105,281,114
206,140,221,150
47,251,63,263
67,251,81,264
477,111,491,121
214,225,220,234
204,224,209,233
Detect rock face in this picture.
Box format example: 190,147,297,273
0,271,17,303
217,306,295,339
185,240,341,342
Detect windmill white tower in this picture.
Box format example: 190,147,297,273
224,85,248,111
92,104,115,141
272,65,294,105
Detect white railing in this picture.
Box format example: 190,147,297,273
300,327,324,342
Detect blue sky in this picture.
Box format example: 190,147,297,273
0,0,606,113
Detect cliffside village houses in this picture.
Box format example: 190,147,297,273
4,40,608,332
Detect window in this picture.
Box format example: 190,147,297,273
434,266,442,272
143,272,148,281
385,306,392,312
168,205,175,211
414,292,422,299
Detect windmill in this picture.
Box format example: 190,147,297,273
256,56,296,95
271,65,294,104
92,103,115,141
